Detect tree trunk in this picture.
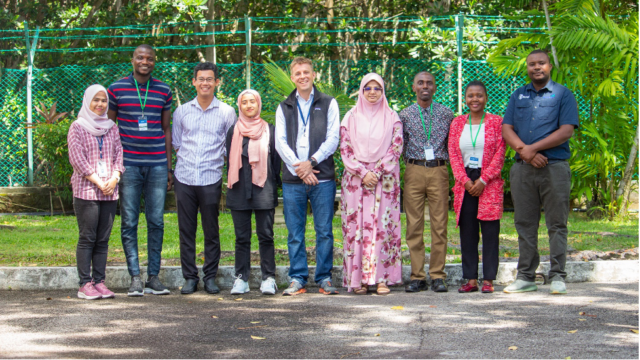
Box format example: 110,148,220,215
205,0,216,63
71,0,106,48
616,126,639,213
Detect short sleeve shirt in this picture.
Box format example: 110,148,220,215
503,80,579,160
399,102,455,161
107,73,173,166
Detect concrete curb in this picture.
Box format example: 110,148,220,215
0,260,637,290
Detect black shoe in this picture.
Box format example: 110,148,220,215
181,279,198,295
431,278,448,292
127,275,144,297
144,275,170,295
405,279,428,292
204,278,220,294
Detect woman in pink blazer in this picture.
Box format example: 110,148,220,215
448,81,506,294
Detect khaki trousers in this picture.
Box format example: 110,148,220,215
404,163,449,280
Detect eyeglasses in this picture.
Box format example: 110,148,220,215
364,87,383,92
196,77,216,83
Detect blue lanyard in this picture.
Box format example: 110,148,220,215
97,136,104,159
296,97,313,129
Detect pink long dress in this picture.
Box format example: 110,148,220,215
340,122,403,291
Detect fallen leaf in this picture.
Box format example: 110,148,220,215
251,335,266,340
429,305,437,308
250,321,261,324
235,298,243,301
578,319,586,321
238,325,267,330
46,297,52,300
565,357,571,359
66,296,70,299
568,330,578,334
630,329,639,334
508,346,517,351
374,333,380,337
391,306,404,310
579,312,586,315
340,352,361,359
211,316,218,319
218,298,223,300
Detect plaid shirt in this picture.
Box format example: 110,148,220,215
399,102,455,161
68,122,125,201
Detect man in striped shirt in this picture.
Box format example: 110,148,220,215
171,62,237,295
107,44,173,297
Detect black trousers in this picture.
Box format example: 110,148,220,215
175,178,222,281
231,209,276,280
459,167,500,280
74,197,117,286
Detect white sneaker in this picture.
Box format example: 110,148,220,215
549,280,567,295
260,277,277,295
230,278,250,295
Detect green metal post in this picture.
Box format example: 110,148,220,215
24,22,39,186
245,15,252,90
456,13,464,115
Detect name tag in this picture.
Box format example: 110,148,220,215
138,115,148,131
424,146,435,161
96,161,108,178
469,156,480,169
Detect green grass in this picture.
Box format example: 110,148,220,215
0,211,637,266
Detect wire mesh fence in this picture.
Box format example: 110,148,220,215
0,58,597,187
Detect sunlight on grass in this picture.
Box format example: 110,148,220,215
0,211,637,266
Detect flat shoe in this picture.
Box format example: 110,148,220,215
377,283,390,295
354,285,368,295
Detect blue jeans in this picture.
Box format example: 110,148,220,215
282,180,336,286
120,165,167,277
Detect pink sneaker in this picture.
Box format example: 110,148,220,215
94,281,115,299
77,282,101,300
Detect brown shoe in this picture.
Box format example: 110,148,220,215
377,283,390,295
354,284,368,295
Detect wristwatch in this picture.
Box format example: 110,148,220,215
168,168,175,175
309,157,318,167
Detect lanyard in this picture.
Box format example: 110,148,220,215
133,78,150,115
418,103,433,142
97,136,104,159
296,97,313,129
468,112,485,149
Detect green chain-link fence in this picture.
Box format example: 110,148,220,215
0,59,594,187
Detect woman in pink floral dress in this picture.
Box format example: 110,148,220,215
340,73,403,295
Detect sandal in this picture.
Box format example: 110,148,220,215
354,284,368,295
377,283,390,295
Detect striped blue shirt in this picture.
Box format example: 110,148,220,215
107,73,172,166
172,97,237,186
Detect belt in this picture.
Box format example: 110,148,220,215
516,159,566,164
406,159,447,167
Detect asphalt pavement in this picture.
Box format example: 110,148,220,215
0,282,638,358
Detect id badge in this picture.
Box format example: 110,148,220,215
96,161,108,178
297,128,309,149
138,115,148,131
469,156,480,169
424,146,435,161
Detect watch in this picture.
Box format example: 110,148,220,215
309,157,318,167
168,168,175,175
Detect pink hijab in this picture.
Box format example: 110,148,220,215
227,90,269,189
341,73,400,163
74,84,115,136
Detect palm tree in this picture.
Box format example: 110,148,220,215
488,0,638,218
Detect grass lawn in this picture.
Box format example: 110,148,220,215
0,211,637,266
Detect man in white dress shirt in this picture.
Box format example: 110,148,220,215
275,57,340,296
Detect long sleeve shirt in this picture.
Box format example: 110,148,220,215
172,97,237,186
274,88,340,180
68,122,125,201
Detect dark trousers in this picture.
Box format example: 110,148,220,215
459,168,500,280
174,178,222,281
510,160,571,282
231,209,276,281
74,197,117,286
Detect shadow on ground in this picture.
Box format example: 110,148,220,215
0,282,638,358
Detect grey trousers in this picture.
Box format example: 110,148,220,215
510,160,571,282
